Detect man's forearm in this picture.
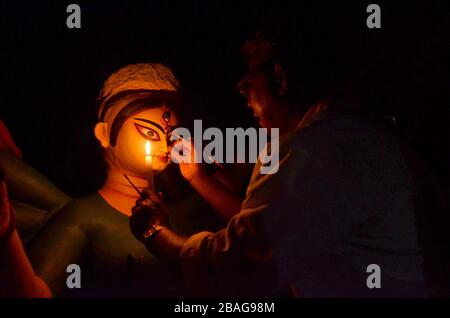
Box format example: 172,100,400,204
145,227,187,266
189,171,242,220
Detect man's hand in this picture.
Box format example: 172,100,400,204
173,138,205,183
129,189,169,244
172,137,243,221
130,188,187,264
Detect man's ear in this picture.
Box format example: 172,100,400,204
94,122,110,148
274,62,288,97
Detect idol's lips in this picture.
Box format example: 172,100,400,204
155,154,170,162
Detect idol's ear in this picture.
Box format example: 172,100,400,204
94,122,110,148
274,62,288,97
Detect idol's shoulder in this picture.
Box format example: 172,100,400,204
47,192,123,229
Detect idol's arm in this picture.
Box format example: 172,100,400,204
27,200,89,295
0,231,51,297
0,178,51,297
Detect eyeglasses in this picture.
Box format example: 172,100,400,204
237,60,274,98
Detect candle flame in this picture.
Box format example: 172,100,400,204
145,140,151,156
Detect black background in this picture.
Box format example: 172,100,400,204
1,0,449,197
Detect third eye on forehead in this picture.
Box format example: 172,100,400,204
133,118,165,134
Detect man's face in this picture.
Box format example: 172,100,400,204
239,61,279,129
112,107,179,176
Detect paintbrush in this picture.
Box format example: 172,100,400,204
123,174,148,198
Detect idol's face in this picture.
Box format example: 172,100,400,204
113,107,179,176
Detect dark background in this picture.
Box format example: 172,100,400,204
1,0,449,197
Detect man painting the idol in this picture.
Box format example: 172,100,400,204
130,26,450,297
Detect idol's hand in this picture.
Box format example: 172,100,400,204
130,189,169,243
0,169,15,241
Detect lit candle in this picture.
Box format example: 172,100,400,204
145,140,154,192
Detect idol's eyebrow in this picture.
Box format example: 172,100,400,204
133,118,165,134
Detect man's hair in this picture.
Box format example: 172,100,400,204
242,25,354,110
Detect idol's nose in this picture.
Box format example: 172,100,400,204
155,142,169,157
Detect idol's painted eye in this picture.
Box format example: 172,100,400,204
134,123,161,141
162,111,171,125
